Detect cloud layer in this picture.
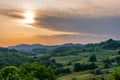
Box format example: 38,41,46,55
32,9,120,38
0,0,120,46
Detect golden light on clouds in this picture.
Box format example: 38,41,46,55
0,0,118,47
23,11,35,24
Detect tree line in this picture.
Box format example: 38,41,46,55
0,63,56,80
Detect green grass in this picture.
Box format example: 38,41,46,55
50,50,119,80
57,71,110,80
51,55,82,64
52,50,116,64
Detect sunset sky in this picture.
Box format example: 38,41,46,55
0,0,120,47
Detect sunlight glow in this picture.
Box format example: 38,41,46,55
23,11,35,24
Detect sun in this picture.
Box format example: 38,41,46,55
23,11,35,24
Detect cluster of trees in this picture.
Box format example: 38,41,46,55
55,68,71,75
73,63,98,72
85,39,120,50
118,50,120,55
0,63,56,80
0,47,62,70
0,47,34,68
73,68,120,80
102,68,120,80
50,47,81,57
0,47,18,53
102,56,120,68
88,54,97,62
109,69,120,80
0,47,73,76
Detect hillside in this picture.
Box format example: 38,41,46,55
85,39,120,49
0,47,32,68
8,43,83,53
0,39,120,80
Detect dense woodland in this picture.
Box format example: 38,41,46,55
0,39,120,80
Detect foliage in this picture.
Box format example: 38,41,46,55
1,39,120,80
55,68,71,75
86,39,120,50
88,54,97,62
50,46,81,56
106,68,120,80
103,56,120,65
73,63,98,72
0,66,19,80
0,63,56,80
104,63,110,69
0,47,34,68
72,77,77,80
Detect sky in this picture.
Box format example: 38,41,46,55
0,0,120,47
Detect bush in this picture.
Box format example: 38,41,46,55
73,63,98,72
89,54,97,62
0,63,56,80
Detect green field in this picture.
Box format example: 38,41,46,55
49,50,119,80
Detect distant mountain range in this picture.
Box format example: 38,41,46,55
8,43,83,52
8,39,120,54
